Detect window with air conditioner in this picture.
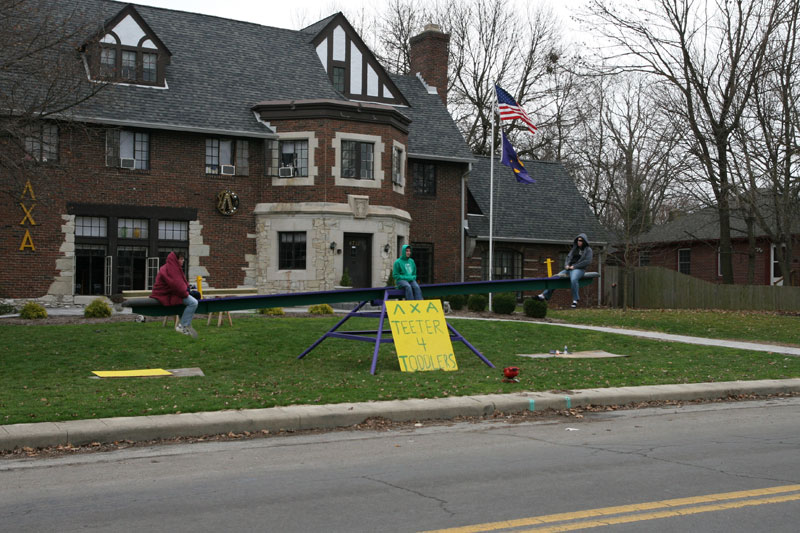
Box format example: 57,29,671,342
206,138,248,175
106,129,149,170
277,140,308,177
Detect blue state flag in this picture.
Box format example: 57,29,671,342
500,132,534,184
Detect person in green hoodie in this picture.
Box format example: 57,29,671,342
393,244,424,300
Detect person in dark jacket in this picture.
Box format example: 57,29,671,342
537,233,593,308
393,244,423,300
150,251,198,338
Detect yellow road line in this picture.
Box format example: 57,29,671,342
518,493,800,533
421,484,800,533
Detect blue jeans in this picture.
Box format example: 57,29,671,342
542,269,585,302
397,280,423,300
181,294,198,327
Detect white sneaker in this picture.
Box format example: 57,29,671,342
536,294,546,301
175,324,197,338
571,301,578,308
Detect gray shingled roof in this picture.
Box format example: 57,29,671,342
43,0,471,161
639,200,800,244
390,75,474,163
467,156,610,246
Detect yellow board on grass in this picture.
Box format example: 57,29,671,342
92,369,173,378
386,299,457,372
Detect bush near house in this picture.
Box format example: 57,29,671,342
258,307,285,316
446,294,466,311
492,293,517,315
523,298,548,318
467,294,487,312
309,304,334,315
84,298,112,318
19,302,47,319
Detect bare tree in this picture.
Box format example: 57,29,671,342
373,0,430,75
569,73,685,307
585,0,785,284
730,1,800,286
1,0,107,199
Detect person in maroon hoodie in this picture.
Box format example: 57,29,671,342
150,251,198,338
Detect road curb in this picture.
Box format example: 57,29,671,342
2,378,800,452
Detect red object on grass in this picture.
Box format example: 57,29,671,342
503,366,519,379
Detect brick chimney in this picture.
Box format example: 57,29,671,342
409,24,450,106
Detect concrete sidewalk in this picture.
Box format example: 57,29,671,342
2,379,799,452
450,316,800,357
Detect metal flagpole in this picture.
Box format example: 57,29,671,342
488,86,497,311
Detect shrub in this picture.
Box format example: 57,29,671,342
467,294,487,312
20,302,47,320
446,294,466,311
84,298,112,318
0,303,17,315
386,271,395,287
258,307,285,316
492,293,517,314
339,268,352,287
523,298,548,318
308,303,334,315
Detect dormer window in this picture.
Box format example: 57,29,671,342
87,6,171,87
310,15,408,105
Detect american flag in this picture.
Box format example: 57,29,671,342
495,85,537,135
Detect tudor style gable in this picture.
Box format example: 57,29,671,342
307,14,408,106
83,4,171,87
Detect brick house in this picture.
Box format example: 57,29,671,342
1,2,474,303
466,156,610,306
635,205,800,286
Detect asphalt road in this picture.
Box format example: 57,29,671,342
1,397,799,532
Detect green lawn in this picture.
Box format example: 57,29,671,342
1,311,799,425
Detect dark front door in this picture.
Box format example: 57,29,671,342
343,233,372,288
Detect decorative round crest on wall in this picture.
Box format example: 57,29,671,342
216,190,239,215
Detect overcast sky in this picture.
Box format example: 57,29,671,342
130,0,588,35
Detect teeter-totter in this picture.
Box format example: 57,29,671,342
124,273,599,374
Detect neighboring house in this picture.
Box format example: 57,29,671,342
1,1,474,302
466,156,610,306
635,205,800,286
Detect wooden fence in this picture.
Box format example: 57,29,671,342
602,266,800,311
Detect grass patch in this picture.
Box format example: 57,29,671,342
1,314,799,425
548,308,800,345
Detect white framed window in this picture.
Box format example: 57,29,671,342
75,216,107,237
333,132,384,188
158,220,188,241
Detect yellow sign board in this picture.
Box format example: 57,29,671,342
92,369,173,378
386,300,457,372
